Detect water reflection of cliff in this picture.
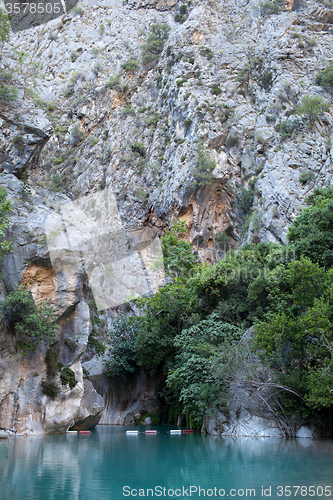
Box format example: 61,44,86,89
1,428,333,499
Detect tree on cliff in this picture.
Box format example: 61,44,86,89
0,7,10,45
0,286,58,355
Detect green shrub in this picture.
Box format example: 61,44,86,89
166,314,242,427
64,338,77,350
261,71,273,89
142,23,170,66
298,171,314,184
296,95,330,126
261,1,280,16
70,50,79,62
275,120,299,140
0,285,58,355
130,141,146,157
45,347,62,377
216,231,231,247
108,74,120,89
41,381,60,399
211,84,222,95
98,24,105,36
316,62,333,89
287,187,333,268
201,47,213,60
12,135,25,151
0,84,18,101
147,112,161,129
71,124,84,144
60,367,77,389
184,118,192,129
121,59,139,72
191,143,216,186
233,187,254,215
0,7,9,42
105,314,140,378
71,6,85,15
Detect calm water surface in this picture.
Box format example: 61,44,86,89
0,426,333,500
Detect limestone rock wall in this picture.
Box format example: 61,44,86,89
1,0,333,435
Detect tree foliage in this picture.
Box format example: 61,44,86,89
0,286,58,355
105,313,140,378
316,62,333,89
288,187,333,268
0,7,10,44
166,314,242,427
161,221,198,279
0,187,12,254
296,95,330,126
142,23,170,66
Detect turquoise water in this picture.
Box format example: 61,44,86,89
0,426,333,500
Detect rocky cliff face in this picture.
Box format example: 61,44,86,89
1,0,333,434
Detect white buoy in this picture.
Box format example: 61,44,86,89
0,430,8,439
169,430,182,435
126,430,139,435
66,431,77,434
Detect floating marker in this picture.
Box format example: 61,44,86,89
183,429,194,434
79,431,91,435
169,430,182,435
66,431,77,434
145,430,157,435
126,430,139,435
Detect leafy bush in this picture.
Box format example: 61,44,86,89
161,221,198,279
45,347,62,377
316,62,333,89
298,171,314,184
0,7,10,43
184,118,193,129
261,71,273,89
255,258,333,412
71,6,85,15
275,120,299,140
216,232,231,247
191,143,216,186
105,314,140,378
41,381,60,399
12,135,25,151
60,367,77,389
0,84,18,101
296,95,330,126
211,84,222,95
121,59,139,72
0,187,12,255
70,50,79,62
260,1,280,16
287,187,333,268
234,187,254,215
0,286,58,355
166,314,242,427
130,141,146,157
71,124,84,145
142,23,170,66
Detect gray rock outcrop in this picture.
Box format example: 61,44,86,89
1,0,333,435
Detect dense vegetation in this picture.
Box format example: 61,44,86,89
0,286,58,354
105,190,333,433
